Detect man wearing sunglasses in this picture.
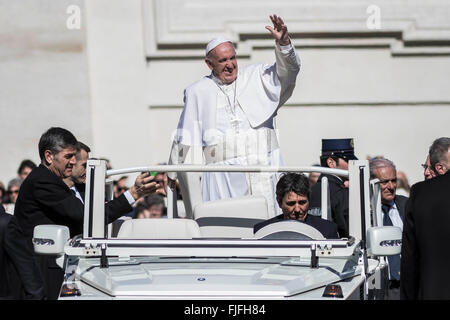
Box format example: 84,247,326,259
253,173,338,239
421,155,436,181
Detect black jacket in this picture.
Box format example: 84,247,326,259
392,195,408,222
13,164,134,299
309,174,349,238
253,213,339,239
0,207,45,299
400,170,450,299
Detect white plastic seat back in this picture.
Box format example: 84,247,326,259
253,220,325,240
116,218,201,239
194,196,269,238
108,216,132,238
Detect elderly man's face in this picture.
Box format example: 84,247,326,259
423,155,436,180
278,192,309,222
205,42,238,85
374,166,397,204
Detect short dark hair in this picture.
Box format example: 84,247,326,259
144,194,165,208
17,159,37,175
38,127,78,161
429,137,450,173
77,141,91,153
276,173,310,201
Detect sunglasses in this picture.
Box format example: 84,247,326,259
8,190,19,194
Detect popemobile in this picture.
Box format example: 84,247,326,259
33,159,401,299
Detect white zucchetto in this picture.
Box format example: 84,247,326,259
205,37,233,56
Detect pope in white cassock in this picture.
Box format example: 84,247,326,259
168,15,301,216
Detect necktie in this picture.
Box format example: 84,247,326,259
382,203,401,280
382,204,393,226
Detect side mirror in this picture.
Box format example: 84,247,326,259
366,226,402,256
33,225,70,256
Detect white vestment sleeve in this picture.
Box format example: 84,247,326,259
274,41,301,109
238,41,300,127
167,88,203,180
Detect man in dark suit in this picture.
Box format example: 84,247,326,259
401,137,450,300
370,157,408,300
0,205,45,299
254,173,339,239
13,127,160,299
309,138,358,238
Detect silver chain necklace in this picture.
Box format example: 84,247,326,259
215,77,241,133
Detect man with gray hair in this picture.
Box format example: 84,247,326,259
401,137,450,299
369,157,408,300
167,15,301,217
429,137,450,176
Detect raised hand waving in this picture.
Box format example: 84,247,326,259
265,14,290,46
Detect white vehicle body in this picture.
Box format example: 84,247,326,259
33,160,401,300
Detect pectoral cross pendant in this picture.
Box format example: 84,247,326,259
230,116,242,133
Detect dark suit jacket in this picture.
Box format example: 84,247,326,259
0,207,45,299
253,213,339,239
393,195,408,222
400,170,450,299
13,164,134,299
310,174,350,238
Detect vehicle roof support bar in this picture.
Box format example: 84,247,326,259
83,159,106,239
321,176,331,221
348,160,371,240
